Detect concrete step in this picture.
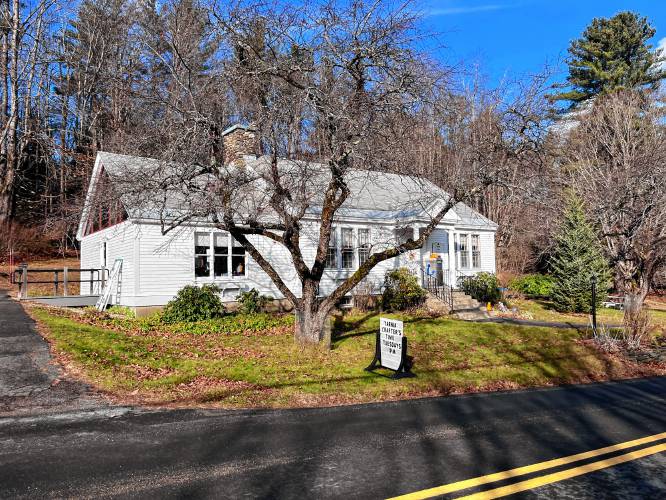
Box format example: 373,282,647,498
452,306,491,321
424,286,485,316
424,293,451,314
452,298,480,308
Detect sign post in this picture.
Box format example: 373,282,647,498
365,318,414,379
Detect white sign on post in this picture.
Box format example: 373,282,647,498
379,318,403,370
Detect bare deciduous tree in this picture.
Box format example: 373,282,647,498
567,90,666,337
109,0,552,345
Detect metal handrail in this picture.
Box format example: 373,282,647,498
421,270,454,311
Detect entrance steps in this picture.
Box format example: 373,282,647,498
425,289,490,320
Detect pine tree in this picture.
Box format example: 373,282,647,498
553,11,666,106
550,196,611,313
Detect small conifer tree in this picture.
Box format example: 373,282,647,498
550,196,611,313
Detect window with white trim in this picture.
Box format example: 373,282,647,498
325,228,338,269
325,227,371,271
358,228,370,265
195,232,211,277
471,234,481,268
231,237,246,276
195,231,246,279
459,233,469,269
341,228,354,270
213,233,228,277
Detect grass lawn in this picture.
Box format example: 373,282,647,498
29,306,665,409
507,298,666,333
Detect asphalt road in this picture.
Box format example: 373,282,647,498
1,377,665,499
1,289,665,498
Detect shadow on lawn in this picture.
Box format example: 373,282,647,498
330,312,440,348
193,320,632,403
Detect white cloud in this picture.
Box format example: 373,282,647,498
426,4,509,16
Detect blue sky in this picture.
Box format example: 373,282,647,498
420,1,666,87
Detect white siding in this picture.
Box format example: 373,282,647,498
79,221,136,304
455,228,496,277
479,230,496,273
127,221,407,306
81,219,496,307
130,223,295,306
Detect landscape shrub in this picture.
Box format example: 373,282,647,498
107,305,136,318
352,280,378,311
106,311,293,335
236,288,270,314
163,313,294,335
459,272,502,304
382,268,426,311
510,274,555,299
162,284,226,323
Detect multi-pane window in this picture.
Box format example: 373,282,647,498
232,237,246,276
459,233,469,269
213,233,228,277
358,228,370,265
325,227,370,270
325,228,338,269
195,233,211,277
471,235,481,268
341,228,354,269
195,232,246,279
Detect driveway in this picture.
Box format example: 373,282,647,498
0,289,107,416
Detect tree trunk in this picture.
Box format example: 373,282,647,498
0,0,20,224
294,285,332,347
623,280,649,319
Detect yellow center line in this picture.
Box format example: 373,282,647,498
457,442,666,500
388,431,666,500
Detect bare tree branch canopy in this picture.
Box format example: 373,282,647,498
98,0,552,344
565,90,666,334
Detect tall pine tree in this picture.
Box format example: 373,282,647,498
553,11,666,107
550,196,611,313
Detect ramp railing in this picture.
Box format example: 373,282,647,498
12,265,109,300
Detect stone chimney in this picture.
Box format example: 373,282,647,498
222,124,259,166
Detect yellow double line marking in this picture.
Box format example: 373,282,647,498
389,431,666,500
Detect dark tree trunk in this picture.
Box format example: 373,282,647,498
294,280,332,347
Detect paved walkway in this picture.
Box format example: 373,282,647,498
0,289,106,416
471,316,622,330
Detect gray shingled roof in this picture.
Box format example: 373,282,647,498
89,151,497,229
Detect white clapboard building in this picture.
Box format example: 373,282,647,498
77,125,497,315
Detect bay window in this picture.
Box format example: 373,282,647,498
325,227,370,271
